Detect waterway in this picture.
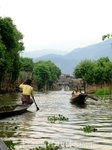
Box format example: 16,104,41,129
0,90,112,150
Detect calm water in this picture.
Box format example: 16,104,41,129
0,91,112,150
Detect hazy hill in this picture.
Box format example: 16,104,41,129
65,39,112,60
20,49,68,58
33,39,112,74
21,39,112,75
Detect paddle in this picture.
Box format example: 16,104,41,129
32,98,39,111
87,95,98,101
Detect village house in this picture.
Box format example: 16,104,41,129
56,74,83,91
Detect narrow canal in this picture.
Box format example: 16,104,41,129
0,90,112,150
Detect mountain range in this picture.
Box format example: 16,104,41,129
21,39,112,75
20,49,68,57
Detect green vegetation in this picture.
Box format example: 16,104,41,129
4,140,16,150
0,17,24,89
20,57,34,72
32,141,61,150
4,140,61,150
33,60,61,90
102,34,112,41
94,88,110,96
0,125,18,131
0,17,61,92
73,57,112,85
1,16,111,93
73,59,94,84
19,59,61,91
80,125,97,133
48,114,68,123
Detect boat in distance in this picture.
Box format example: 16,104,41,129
70,94,98,104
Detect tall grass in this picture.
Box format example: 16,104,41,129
94,88,110,96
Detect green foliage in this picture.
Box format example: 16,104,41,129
73,59,95,84
0,125,18,131
0,17,24,51
102,34,112,41
94,88,110,96
73,57,112,85
48,114,68,123
4,140,16,150
33,60,61,90
33,62,50,89
20,57,34,72
0,17,24,86
94,57,112,84
4,140,61,150
32,141,61,150
80,125,97,133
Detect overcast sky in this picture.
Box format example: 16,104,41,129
1,0,112,51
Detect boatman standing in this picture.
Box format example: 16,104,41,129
19,79,34,105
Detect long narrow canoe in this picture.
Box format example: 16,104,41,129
0,104,32,119
70,94,98,104
0,139,9,150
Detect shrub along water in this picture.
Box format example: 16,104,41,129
94,88,110,96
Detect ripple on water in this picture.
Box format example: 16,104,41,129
0,91,112,150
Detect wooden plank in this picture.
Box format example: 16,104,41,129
0,139,9,150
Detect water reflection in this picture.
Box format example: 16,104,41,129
0,91,112,150
0,92,20,105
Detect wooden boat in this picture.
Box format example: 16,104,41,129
70,94,88,104
0,104,31,119
0,139,9,150
70,94,98,104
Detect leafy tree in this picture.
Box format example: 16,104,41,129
94,57,112,84
0,17,24,51
73,59,95,84
33,62,50,89
45,60,61,85
73,57,112,85
11,53,22,83
102,34,112,41
33,60,61,90
0,17,24,89
0,36,6,81
20,57,34,72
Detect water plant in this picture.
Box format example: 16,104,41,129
0,125,18,131
32,141,61,150
80,125,97,133
48,114,68,123
94,88,110,96
4,140,16,150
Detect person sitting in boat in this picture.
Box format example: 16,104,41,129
19,79,34,104
72,86,81,97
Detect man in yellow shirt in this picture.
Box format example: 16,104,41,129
19,79,34,104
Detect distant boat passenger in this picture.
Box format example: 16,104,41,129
72,86,81,98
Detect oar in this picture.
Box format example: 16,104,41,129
87,95,98,101
33,98,39,111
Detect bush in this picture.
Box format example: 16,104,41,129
95,88,110,95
